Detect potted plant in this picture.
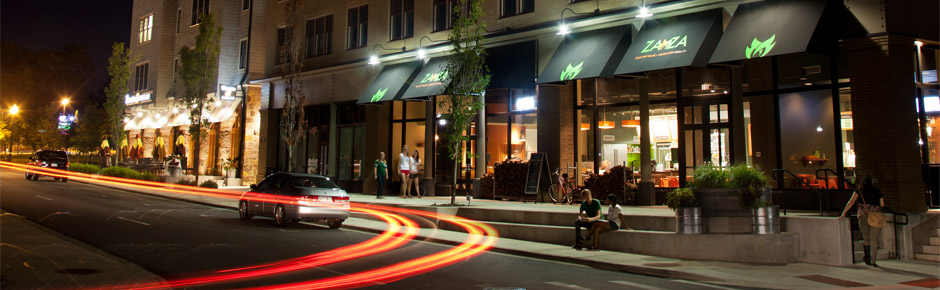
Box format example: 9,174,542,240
223,158,238,178
666,187,703,234
166,155,182,177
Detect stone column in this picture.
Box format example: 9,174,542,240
844,35,926,212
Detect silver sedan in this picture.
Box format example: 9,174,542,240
239,173,350,228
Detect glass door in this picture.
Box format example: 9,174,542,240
681,100,732,183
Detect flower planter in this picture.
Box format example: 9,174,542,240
697,188,750,216
676,207,704,234
751,205,781,234
226,168,236,178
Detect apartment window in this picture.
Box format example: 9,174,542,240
135,63,150,92
276,27,291,64
433,0,455,32
390,0,414,40
346,5,368,50
242,0,250,10
139,14,153,44
173,59,179,83
239,39,248,69
177,9,182,33
501,0,533,17
305,15,333,58
191,0,210,25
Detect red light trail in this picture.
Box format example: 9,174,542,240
0,161,498,289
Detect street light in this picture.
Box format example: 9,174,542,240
8,104,19,160
60,98,70,114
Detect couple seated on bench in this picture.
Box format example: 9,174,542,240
573,189,627,250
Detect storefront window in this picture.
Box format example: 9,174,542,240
510,113,537,161
838,88,855,171
578,79,596,106
336,102,365,180
648,70,677,101
577,109,594,184
918,47,938,164
779,89,836,175
597,78,639,104
744,95,777,172
681,67,730,97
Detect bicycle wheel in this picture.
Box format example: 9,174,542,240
548,184,561,203
565,185,575,205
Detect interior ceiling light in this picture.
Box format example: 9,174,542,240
580,123,590,130
598,121,615,129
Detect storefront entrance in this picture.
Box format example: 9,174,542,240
680,98,732,181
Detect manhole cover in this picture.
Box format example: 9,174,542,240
642,263,682,267
54,268,102,275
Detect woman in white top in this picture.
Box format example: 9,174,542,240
588,194,624,250
398,145,413,198
410,150,422,198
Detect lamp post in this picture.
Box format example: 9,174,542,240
8,104,18,161
60,98,70,115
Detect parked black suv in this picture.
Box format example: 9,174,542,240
26,150,69,182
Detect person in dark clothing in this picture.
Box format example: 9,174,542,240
840,176,885,267
374,152,388,198
572,189,602,250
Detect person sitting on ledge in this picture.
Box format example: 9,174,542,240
572,189,602,250
586,194,625,250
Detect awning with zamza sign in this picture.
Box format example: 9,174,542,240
486,40,536,90
615,9,723,75
537,25,633,84
400,56,453,101
356,60,423,104
709,0,827,63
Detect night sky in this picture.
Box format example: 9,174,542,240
1,0,133,109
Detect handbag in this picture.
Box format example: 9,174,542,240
858,191,885,228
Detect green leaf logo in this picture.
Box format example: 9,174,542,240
560,61,584,81
370,88,388,103
745,34,776,59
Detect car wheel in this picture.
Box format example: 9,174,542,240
328,220,343,229
239,200,252,221
274,205,289,227
61,178,68,183
54,177,59,181
32,173,39,180
25,171,31,180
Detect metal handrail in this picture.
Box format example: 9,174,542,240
772,168,829,216
814,168,857,191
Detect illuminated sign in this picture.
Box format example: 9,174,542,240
220,85,238,101
125,92,152,104
370,88,388,103
641,35,688,53
745,34,776,59
560,61,584,81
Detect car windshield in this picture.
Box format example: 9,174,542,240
39,151,67,159
292,177,339,189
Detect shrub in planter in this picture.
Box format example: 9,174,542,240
666,187,698,210
688,164,731,189
728,164,769,208
176,179,198,186
101,166,144,180
583,166,637,204
199,180,219,189
70,163,100,175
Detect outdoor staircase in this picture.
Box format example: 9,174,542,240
915,229,940,262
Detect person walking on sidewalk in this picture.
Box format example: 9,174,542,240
840,176,885,267
399,145,413,198
410,150,422,198
374,152,388,198
573,189,602,250
586,194,624,250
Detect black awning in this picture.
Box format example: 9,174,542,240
537,25,632,84
400,56,452,101
356,60,423,104
615,9,723,75
709,0,827,63
487,40,536,90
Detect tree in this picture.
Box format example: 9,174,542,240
441,0,490,205
179,13,222,184
72,103,107,155
104,42,134,167
279,0,308,172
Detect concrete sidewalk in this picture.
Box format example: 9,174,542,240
6,178,939,289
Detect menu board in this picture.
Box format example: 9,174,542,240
524,153,549,197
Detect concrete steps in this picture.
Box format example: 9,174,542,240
915,228,940,262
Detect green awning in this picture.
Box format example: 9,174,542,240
537,25,632,84
400,56,452,100
357,60,423,104
709,0,827,63
615,9,723,75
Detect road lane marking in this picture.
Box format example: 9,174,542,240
35,195,53,201
545,282,592,290
671,280,738,290
611,280,667,290
118,217,151,226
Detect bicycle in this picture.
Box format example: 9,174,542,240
548,169,575,205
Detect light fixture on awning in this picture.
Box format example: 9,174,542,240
367,44,406,65
636,0,653,18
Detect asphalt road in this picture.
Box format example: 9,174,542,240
0,168,739,290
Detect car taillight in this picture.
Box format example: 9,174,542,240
332,196,349,203
298,195,318,206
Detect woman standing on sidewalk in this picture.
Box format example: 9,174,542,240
410,150,422,198
374,152,387,198
840,176,885,267
399,145,413,198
